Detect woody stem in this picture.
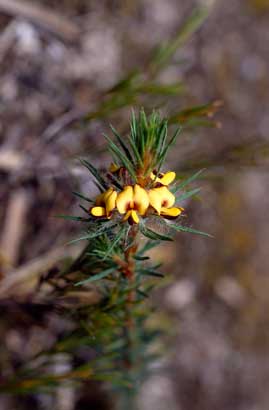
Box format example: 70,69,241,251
122,225,138,370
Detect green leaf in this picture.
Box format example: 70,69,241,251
172,169,205,194
101,225,126,260
137,240,161,255
106,70,140,94
76,267,117,285
181,118,220,129
155,121,168,161
133,255,150,261
130,109,138,145
93,373,132,388
110,125,133,162
137,289,149,298
103,134,137,181
139,222,173,242
151,6,209,74
155,126,181,174
139,109,148,153
128,136,143,167
107,172,122,190
80,159,108,189
79,204,91,215
138,82,185,96
56,215,90,222
169,101,222,125
170,223,213,238
176,187,201,202
72,191,94,203
68,223,117,244
85,93,136,121
139,268,164,278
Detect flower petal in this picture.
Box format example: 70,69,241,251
105,190,117,216
159,171,176,185
109,162,120,173
103,187,114,201
91,206,106,217
149,186,175,214
148,188,162,214
95,188,113,206
123,209,139,224
160,207,183,218
158,186,175,208
150,171,159,180
133,184,149,215
116,186,133,214
150,171,176,185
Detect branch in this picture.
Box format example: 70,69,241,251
0,0,80,43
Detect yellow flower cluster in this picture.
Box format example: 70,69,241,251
90,172,183,224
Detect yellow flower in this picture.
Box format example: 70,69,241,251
91,187,117,218
109,162,120,173
150,171,176,186
116,184,149,224
148,186,183,218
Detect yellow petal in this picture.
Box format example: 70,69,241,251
103,187,114,201
116,186,133,214
91,206,106,217
105,190,117,216
123,209,139,224
109,163,120,173
158,186,175,208
133,184,149,215
150,171,159,180
148,188,162,214
159,171,176,185
150,172,162,185
95,188,113,206
160,207,183,218
130,210,139,224
150,171,176,185
149,187,175,214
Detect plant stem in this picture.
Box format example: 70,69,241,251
124,226,138,363
120,225,139,407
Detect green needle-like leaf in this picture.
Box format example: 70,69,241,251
176,187,201,202
101,225,126,261
139,268,164,278
151,6,209,74
76,267,117,285
139,222,173,242
156,126,181,173
68,223,117,244
80,159,108,189
103,134,137,181
72,191,94,203
170,223,213,238
172,169,205,194
56,215,90,222
110,125,133,162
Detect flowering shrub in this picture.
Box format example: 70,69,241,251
65,110,211,407
79,110,208,244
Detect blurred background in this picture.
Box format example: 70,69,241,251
1,0,269,409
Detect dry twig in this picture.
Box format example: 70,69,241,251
0,0,80,43
0,188,32,268
0,244,82,297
